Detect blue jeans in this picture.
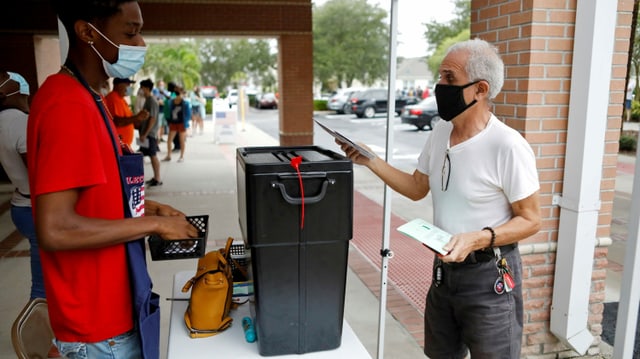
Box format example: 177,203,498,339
55,329,141,359
11,205,45,299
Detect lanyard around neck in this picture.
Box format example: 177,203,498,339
63,62,133,216
63,63,123,156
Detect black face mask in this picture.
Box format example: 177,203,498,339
435,81,479,121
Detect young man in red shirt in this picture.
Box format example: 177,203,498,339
28,1,198,358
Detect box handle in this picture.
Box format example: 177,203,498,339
271,178,334,205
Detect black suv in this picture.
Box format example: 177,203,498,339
350,88,418,118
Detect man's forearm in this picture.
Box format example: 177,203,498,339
113,115,138,126
141,116,156,137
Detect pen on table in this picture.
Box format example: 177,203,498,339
166,298,189,301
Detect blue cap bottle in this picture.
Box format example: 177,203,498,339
242,316,256,343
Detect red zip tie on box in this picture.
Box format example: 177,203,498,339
290,156,304,229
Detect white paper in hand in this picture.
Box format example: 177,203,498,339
397,218,452,255
136,137,149,148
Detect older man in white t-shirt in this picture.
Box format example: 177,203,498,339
337,39,541,359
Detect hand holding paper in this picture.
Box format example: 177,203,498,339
397,218,452,255
136,137,149,148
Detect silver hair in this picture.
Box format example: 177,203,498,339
446,38,504,100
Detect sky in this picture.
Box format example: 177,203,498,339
313,0,458,58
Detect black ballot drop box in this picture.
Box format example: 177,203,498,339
236,146,353,356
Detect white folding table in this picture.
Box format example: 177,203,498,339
167,271,372,358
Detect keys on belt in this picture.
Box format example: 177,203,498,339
434,260,443,287
433,245,517,293
493,247,516,295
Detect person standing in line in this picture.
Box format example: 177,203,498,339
163,86,190,162
134,86,145,113
337,38,541,358
181,86,193,140
105,77,148,148
28,1,198,358
138,78,162,186
0,71,45,300
163,81,182,152
625,83,634,122
190,85,206,136
152,79,170,141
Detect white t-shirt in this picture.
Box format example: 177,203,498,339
417,114,539,235
0,108,30,207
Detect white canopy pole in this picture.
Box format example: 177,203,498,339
376,0,399,358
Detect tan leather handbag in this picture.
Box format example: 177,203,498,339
181,237,234,338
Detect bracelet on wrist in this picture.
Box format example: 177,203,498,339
482,226,495,249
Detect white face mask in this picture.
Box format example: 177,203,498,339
87,23,147,78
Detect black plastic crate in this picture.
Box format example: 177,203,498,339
148,215,209,261
229,241,248,258
229,240,250,281
236,146,353,356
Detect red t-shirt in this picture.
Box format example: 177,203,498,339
27,74,134,342
105,91,135,147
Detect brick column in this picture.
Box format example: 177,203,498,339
471,0,633,356
278,34,314,146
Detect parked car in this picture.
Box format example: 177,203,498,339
327,88,362,114
255,93,278,109
401,97,440,130
200,85,218,99
350,88,418,118
227,89,238,108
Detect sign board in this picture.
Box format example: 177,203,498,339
213,99,236,144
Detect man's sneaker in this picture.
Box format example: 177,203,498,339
147,178,163,187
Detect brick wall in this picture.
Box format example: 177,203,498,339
279,34,314,145
471,0,634,356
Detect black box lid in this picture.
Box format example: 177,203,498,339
237,146,351,173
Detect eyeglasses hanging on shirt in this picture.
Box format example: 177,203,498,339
441,150,451,192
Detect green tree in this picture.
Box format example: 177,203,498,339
427,29,470,81
198,39,233,92
423,0,471,81
143,41,201,89
199,38,276,92
631,1,640,102
424,0,470,54
313,0,389,91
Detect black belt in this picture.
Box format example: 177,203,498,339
445,244,517,268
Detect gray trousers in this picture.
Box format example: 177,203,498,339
424,248,523,359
